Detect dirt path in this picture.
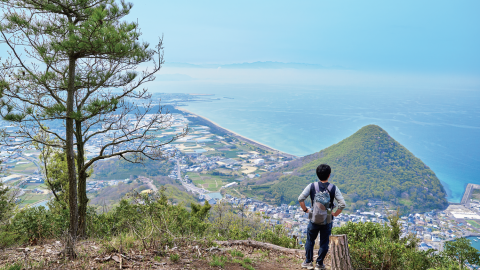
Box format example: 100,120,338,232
0,240,314,270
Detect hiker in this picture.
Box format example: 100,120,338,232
298,164,346,270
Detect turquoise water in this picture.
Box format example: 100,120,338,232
166,84,480,203
467,237,480,251
207,193,223,200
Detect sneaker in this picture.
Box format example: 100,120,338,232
315,263,326,270
301,261,314,269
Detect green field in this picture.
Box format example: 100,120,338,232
398,199,413,207
186,172,229,192
11,162,37,174
467,220,480,229
222,150,241,158
472,189,480,200
18,193,50,208
19,183,44,190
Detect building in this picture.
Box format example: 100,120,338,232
253,159,265,165
224,182,238,188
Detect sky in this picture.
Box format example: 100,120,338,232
125,0,480,75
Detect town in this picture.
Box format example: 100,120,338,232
1,93,480,254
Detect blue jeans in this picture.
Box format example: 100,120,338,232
305,221,333,264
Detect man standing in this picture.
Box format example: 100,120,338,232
298,164,346,270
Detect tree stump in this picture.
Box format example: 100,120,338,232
329,234,353,270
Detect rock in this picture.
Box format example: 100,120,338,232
112,255,121,263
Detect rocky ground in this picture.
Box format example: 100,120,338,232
0,240,331,269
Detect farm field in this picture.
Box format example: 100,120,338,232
18,193,51,208
11,162,38,174
472,189,480,200
186,172,229,192
467,220,480,229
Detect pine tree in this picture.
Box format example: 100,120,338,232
0,0,185,257
444,237,480,270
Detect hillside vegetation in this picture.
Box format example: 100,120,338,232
243,125,448,213
90,176,197,211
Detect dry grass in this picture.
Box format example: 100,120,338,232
0,238,316,270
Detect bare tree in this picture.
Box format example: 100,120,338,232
0,0,186,256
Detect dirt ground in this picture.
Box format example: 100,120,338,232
0,240,331,270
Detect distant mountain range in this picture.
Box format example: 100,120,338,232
163,61,349,70
241,125,448,213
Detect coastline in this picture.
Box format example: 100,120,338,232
176,107,297,159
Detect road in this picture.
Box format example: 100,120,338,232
182,182,207,195
461,183,480,207
174,160,208,196
176,160,182,182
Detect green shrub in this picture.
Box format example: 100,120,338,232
229,249,244,257
1,263,23,270
209,255,227,267
0,231,22,249
255,225,298,249
170,253,180,263
8,206,69,244
243,257,252,264
333,220,458,270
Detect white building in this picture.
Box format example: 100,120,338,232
253,159,265,165
224,182,238,188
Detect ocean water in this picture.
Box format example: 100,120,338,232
467,236,480,252
166,84,479,203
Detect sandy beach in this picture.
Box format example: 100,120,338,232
176,107,296,158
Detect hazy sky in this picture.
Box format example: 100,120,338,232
126,0,480,74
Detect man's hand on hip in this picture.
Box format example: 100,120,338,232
332,209,342,217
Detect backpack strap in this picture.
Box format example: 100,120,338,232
327,183,336,209
309,182,320,206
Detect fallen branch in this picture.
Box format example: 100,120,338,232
215,240,303,256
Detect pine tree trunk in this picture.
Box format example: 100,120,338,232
76,121,88,238
66,56,78,259
329,234,353,270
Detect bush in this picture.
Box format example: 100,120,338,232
333,218,458,270
255,225,298,249
0,188,298,254
0,231,20,249
170,253,180,263
209,255,227,267
8,205,69,244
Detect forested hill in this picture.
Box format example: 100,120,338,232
243,125,448,213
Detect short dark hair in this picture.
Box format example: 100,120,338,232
316,164,331,181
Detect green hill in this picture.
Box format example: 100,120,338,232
242,125,448,213
89,176,198,211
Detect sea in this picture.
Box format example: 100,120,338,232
467,236,480,251
161,84,480,203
